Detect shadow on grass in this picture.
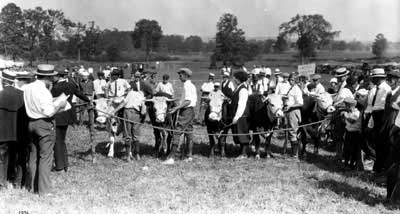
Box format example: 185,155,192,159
317,179,400,210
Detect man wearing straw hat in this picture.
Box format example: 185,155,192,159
24,64,69,195
365,68,391,173
0,70,26,188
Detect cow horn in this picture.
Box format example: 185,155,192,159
145,98,155,103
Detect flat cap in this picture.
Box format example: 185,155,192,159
178,68,192,77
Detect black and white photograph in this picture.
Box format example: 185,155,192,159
0,0,400,213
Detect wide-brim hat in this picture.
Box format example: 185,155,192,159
311,74,322,80
335,67,350,77
34,64,57,76
282,72,290,78
16,71,34,79
2,69,16,80
370,68,386,78
274,68,281,75
335,67,349,77
177,68,192,77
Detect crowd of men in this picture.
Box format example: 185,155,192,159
0,62,399,201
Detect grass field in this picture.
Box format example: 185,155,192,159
1,124,399,214
2,52,400,213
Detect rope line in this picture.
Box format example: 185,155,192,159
95,107,328,137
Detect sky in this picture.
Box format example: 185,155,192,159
1,0,399,41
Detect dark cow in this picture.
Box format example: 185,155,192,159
298,92,335,157
248,94,284,158
204,91,227,157
146,93,176,157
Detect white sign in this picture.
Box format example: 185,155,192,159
297,63,316,77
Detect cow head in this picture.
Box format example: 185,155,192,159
206,92,226,122
146,96,175,123
265,94,284,118
94,98,117,124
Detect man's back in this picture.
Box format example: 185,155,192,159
0,86,24,142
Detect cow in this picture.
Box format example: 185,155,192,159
93,97,122,161
204,90,228,157
145,92,176,157
298,92,335,157
248,94,285,158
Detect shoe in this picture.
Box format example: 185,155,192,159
184,157,193,162
162,158,175,165
235,155,247,160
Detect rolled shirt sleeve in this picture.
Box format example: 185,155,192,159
183,80,197,107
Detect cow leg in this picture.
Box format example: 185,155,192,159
264,132,274,159
254,134,261,159
107,135,115,158
153,129,161,157
209,134,216,158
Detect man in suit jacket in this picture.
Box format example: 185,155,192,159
51,70,90,172
130,71,153,99
0,70,26,188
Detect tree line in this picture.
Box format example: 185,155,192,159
0,3,393,66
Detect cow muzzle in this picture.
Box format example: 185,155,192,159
208,112,221,122
96,116,107,124
275,109,284,118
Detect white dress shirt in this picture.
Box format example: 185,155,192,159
233,83,249,121
155,82,174,97
93,79,107,95
275,81,291,95
182,80,197,108
365,81,391,113
286,84,304,107
315,83,326,94
24,80,57,119
201,81,214,93
106,78,131,97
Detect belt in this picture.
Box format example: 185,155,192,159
29,117,54,122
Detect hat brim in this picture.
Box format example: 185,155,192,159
335,70,350,77
370,74,387,78
33,71,58,76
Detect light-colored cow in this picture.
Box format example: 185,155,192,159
145,96,176,157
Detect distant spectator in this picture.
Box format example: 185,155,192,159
154,74,174,97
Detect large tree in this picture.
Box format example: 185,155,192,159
131,19,162,61
23,7,47,65
273,34,288,53
40,9,72,62
372,33,387,58
213,13,247,65
0,3,25,60
184,35,203,52
160,34,184,53
279,14,339,61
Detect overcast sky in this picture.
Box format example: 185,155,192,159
2,0,399,41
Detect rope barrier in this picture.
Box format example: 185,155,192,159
94,107,329,137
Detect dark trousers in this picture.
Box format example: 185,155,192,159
169,107,195,159
0,142,9,187
372,110,386,172
232,117,250,145
123,109,142,156
27,119,55,194
54,126,68,170
343,130,363,170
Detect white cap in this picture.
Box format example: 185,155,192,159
330,77,338,84
209,73,215,77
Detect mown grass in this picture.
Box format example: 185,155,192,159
1,124,399,214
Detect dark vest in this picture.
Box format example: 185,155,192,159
222,80,234,99
381,88,400,134
231,83,249,118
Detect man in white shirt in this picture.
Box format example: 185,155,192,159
154,74,174,97
310,74,325,95
283,73,304,159
366,68,391,173
24,64,68,195
93,72,107,99
103,66,111,80
255,70,269,95
163,68,197,165
275,72,291,95
105,70,131,98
